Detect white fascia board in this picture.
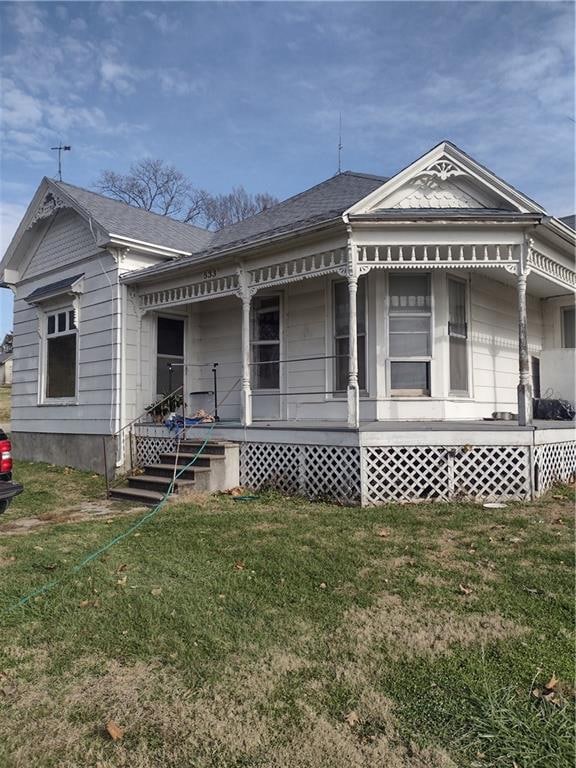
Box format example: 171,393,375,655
343,141,547,218
107,234,190,258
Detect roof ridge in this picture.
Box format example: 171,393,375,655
212,170,388,235
54,179,210,235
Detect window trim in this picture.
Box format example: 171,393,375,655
331,277,368,397
561,305,575,349
41,303,79,404
250,293,282,392
387,272,433,397
447,274,470,396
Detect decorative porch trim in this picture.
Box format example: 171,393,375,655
246,247,347,292
27,191,70,229
139,272,240,310
527,246,576,291
356,243,519,270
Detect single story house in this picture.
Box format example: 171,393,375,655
1,141,575,504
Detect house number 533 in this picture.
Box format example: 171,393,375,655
203,269,217,280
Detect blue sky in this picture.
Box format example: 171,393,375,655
0,1,574,338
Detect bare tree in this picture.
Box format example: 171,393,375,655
94,160,279,230
96,159,204,222
199,187,279,230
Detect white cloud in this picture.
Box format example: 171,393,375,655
0,202,28,256
142,10,179,35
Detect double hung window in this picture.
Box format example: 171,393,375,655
333,279,366,392
561,307,575,349
388,274,431,395
251,296,280,390
45,308,77,399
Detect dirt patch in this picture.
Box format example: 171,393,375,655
0,502,147,536
1,651,456,768
344,594,527,660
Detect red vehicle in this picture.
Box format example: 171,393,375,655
0,431,22,514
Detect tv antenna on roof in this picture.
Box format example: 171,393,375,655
337,113,343,175
50,144,71,182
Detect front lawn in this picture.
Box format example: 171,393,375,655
0,465,573,768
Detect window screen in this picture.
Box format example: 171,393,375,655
388,274,431,395
251,296,280,390
156,317,184,395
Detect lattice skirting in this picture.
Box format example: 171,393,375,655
363,445,531,504
240,443,362,504
134,435,176,467
534,441,576,496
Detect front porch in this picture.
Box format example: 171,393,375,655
131,419,575,506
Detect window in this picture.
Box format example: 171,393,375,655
388,274,431,395
333,279,366,392
45,308,77,399
561,307,575,348
156,317,184,395
251,296,280,389
448,277,468,394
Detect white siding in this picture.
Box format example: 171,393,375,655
11,248,119,435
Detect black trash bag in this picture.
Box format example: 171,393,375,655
533,398,576,421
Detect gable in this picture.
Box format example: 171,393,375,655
345,143,547,217
21,208,98,281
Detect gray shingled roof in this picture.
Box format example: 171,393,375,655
25,273,84,303
209,171,388,251
125,172,388,282
54,180,214,253
560,214,575,230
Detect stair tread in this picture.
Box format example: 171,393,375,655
110,487,164,501
146,463,211,473
160,452,225,460
130,475,195,486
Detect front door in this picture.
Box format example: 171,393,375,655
251,295,282,420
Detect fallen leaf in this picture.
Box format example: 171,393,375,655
545,674,559,691
105,720,124,741
117,563,128,572
33,546,44,552
150,587,162,597
509,537,522,544
42,563,57,571
376,528,390,538
458,584,473,595
319,582,327,589
344,710,360,727
117,576,127,587
234,560,245,571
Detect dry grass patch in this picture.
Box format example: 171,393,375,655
1,649,457,768
344,594,528,660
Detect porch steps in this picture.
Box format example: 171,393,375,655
108,440,240,505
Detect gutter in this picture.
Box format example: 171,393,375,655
120,216,345,285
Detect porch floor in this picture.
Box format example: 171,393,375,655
190,418,574,433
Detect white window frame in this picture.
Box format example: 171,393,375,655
155,313,186,398
41,303,79,404
328,276,369,398
250,293,282,392
387,272,433,397
447,274,470,396
561,305,575,349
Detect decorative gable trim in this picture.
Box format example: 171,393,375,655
343,141,548,219
26,191,71,230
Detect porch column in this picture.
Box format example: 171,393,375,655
517,241,533,426
347,272,360,428
238,272,253,427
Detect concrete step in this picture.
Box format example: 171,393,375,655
128,475,196,494
143,463,211,481
158,452,225,467
109,486,164,505
178,441,234,455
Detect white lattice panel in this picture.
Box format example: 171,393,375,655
134,435,176,467
453,446,529,501
240,443,361,504
364,445,531,504
534,441,576,495
364,447,451,503
240,443,301,494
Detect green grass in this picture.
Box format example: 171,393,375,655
0,467,573,768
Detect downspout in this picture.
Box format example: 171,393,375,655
109,247,128,468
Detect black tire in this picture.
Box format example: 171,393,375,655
0,500,7,515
